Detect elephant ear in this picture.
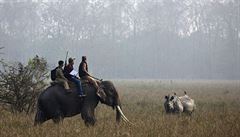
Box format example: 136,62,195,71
97,89,107,102
97,85,107,103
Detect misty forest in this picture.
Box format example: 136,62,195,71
0,0,239,79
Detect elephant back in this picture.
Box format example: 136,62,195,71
66,79,93,89
48,79,99,101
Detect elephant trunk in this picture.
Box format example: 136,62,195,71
116,105,121,123
114,93,122,123
114,95,132,125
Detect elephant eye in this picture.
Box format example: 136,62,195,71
100,84,105,88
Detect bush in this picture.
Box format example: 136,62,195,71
0,55,48,114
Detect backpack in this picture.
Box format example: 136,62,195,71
50,67,58,81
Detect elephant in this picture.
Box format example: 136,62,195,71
34,80,130,126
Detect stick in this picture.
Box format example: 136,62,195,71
89,75,103,81
64,51,69,66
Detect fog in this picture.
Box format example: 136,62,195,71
0,0,239,79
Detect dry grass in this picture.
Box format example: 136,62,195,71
1,80,240,137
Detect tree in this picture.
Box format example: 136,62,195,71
0,55,48,114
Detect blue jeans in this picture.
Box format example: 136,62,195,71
71,76,84,95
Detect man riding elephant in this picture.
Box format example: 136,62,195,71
34,57,131,126
78,56,102,96
64,58,86,97
55,60,70,91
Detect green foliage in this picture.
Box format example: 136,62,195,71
0,55,48,114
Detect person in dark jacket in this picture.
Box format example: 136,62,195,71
78,56,101,96
64,58,86,97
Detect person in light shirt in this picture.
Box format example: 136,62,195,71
64,58,86,97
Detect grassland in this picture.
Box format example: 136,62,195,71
0,80,240,137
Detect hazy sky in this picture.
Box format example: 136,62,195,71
0,0,239,79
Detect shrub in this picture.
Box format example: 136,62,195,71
0,55,48,114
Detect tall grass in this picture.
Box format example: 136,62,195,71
0,80,240,137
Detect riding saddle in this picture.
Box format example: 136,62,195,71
51,79,92,89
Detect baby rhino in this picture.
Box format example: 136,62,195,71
164,91,196,115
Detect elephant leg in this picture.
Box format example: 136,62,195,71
52,117,63,124
52,110,64,124
81,107,96,126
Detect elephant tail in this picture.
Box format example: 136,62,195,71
34,100,46,126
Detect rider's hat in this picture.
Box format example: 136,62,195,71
82,56,87,61
68,57,75,63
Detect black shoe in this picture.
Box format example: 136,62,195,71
78,94,86,97
66,89,72,92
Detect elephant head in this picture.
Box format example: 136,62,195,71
98,81,130,124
